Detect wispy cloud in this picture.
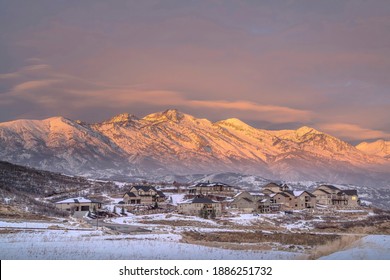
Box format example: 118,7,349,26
12,79,59,92
319,123,390,142
0,64,51,80
188,100,312,123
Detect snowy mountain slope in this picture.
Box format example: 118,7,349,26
0,109,388,185
216,119,388,183
356,140,390,159
0,116,130,173
92,110,269,174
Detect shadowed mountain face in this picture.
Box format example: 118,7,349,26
0,109,389,185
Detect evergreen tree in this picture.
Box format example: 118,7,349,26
210,208,216,219
199,208,209,219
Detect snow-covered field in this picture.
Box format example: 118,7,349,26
1,218,389,260
0,226,301,260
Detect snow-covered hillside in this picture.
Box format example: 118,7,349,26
0,109,389,185
356,139,390,159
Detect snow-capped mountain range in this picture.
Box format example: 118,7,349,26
0,109,389,186
356,139,390,159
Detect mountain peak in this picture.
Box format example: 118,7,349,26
144,109,185,123
356,139,389,158
296,126,321,136
106,113,139,124
217,118,252,130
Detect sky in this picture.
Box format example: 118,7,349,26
0,0,389,144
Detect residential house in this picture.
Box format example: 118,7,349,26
314,185,359,207
270,192,292,210
342,190,359,207
270,191,316,210
231,191,278,213
312,188,333,206
177,197,223,217
262,182,290,194
123,186,166,205
188,182,236,197
258,196,278,213
230,191,258,213
55,197,102,213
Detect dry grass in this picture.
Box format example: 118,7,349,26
138,219,217,228
308,235,363,259
182,231,340,247
0,204,53,221
314,213,390,234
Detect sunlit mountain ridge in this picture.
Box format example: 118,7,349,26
0,109,389,185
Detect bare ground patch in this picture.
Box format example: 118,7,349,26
0,204,54,221
314,213,390,234
138,219,218,228
180,230,345,255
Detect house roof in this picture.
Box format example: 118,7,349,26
132,185,155,192
282,190,296,197
242,197,254,203
156,190,166,197
318,185,340,191
262,189,275,193
276,192,291,198
263,182,281,188
123,186,165,197
341,190,358,196
278,190,316,198
124,192,137,197
292,190,316,197
179,197,217,204
314,189,331,195
56,197,100,204
303,191,316,197
193,182,230,188
233,191,253,198
293,190,304,196
192,197,216,203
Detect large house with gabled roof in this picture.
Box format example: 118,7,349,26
270,190,316,210
230,191,280,213
188,182,236,197
262,182,290,194
177,197,222,217
230,191,258,213
123,185,166,205
313,185,359,207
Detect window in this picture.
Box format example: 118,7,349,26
81,206,89,211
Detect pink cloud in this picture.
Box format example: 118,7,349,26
12,79,60,92
319,123,390,141
188,100,312,123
